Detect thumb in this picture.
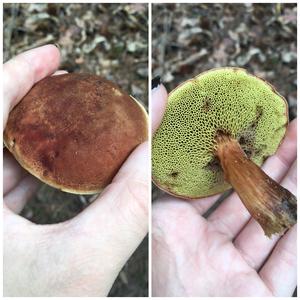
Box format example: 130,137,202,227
151,80,168,135
105,141,149,237
75,141,149,253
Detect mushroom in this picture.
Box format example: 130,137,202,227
152,67,296,237
4,73,148,194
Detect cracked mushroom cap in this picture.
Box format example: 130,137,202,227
152,67,288,199
4,73,148,194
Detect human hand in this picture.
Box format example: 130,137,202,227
4,45,149,296
151,82,296,296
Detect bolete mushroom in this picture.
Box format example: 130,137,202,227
152,67,296,237
4,73,148,194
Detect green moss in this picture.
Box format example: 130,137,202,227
152,68,288,199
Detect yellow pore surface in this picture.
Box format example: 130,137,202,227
152,68,288,199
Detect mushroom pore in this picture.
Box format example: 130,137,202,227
4,73,148,194
152,67,296,237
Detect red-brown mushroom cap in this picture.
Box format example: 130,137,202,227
4,73,148,194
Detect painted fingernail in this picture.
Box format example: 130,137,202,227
152,76,161,90
54,43,61,50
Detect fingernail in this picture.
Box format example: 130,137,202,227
54,43,61,50
152,76,161,90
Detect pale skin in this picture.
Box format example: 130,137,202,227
3,45,149,296
152,84,297,296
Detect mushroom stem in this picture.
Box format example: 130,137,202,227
215,134,297,237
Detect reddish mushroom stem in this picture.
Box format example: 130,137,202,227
215,134,297,237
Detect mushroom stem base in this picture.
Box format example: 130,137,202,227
215,134,297,237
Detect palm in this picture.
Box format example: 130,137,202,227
153,196,273,296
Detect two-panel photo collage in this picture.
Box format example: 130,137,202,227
2,0,297,297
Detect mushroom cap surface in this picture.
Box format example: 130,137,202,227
4,73,148,194
152,68,288,199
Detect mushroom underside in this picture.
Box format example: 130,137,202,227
152,67,296,237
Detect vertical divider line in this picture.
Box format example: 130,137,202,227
296,1,300,293
148,1,152,297
0,2,4,297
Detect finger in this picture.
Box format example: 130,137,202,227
3,150,26,195
73,142,149,256
234,160,297,271
4,44,60,127
259,225,297,296
154,182,224,216
52,70,68,76
208,119,297,239
189,193,224,215
4,175,40,214
151,83,168,134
